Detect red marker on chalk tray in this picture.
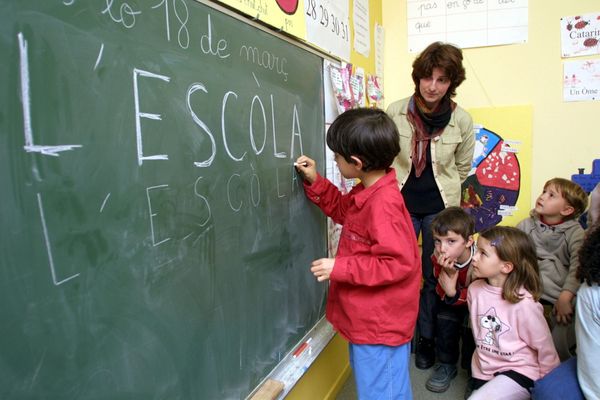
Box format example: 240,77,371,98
292,338,312,358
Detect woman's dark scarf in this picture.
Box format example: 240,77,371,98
406,93,456,177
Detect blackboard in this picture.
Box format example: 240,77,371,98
0,1,327,399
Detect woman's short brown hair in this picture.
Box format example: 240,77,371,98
412,41,466,98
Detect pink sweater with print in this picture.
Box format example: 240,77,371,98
467,279,559,381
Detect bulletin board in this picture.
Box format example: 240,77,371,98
463,106,533,231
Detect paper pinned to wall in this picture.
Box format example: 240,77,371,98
366,74,384,108
407,0,528,53
463,106,533,231
305,0,351,61
560,12,600,58
374,23,385,79
328,63,354,113
353,0,370,57
563,59,600,102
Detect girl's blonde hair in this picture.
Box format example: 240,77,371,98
479,226,542,303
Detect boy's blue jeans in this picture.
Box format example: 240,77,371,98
349,342,412,400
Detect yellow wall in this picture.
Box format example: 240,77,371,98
383,0,600,206
348,0,382,75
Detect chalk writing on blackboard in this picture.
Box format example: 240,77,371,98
102,0,141,29
36,193,81,285
94,44,105,70
151,0,191,49
240,44,289,81
18,33,83,156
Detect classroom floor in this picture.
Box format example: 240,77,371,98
336,353,470,400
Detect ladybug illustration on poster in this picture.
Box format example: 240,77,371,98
275,0,299,14
461,127,521,232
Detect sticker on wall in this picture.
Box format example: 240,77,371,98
276,0,299,14
219,0,306,38
462,127,521,232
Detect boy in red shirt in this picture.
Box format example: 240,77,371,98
295,108,421,400
426,207,476,396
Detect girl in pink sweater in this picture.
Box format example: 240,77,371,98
467,226,559,399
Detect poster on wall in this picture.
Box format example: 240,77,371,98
462,106,532,232
462,126,521,231
407,0,528,53
219,0,307,38
305,0,351,61
563,59,600,102
374,23,384,78
560,12,600,58
353,0,370,57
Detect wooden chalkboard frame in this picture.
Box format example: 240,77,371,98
248,317,335,399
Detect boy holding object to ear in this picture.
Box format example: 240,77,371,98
295,108,421,400
426,207,476,396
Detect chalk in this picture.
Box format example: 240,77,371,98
292,337,312,358
292,343,307,358
293,162,308,167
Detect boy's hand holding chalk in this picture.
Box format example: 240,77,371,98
294,156,317,185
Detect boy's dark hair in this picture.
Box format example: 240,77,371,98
431,206,475,240
326,108,400,172
543,178,588,219
577,225,600,285
412,41,466,98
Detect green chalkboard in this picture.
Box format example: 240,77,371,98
0,0,327,398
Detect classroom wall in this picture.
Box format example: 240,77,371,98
383,0,600,206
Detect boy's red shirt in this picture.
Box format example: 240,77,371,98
432,253,471,306
303,169,421,346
